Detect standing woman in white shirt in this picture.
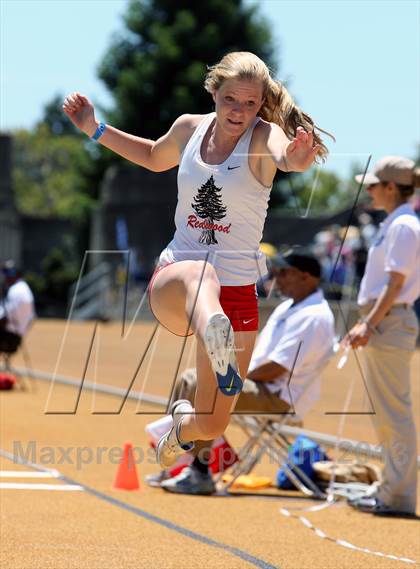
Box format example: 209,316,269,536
63,51,331,469
345,156,420,516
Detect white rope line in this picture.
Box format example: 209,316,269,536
277,346,417,565
279,508,417,565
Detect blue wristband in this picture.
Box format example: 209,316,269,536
91,122,106,141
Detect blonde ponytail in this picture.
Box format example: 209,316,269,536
204,51,334,162
260,78,333,162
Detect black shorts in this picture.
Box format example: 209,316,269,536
0,329,22,354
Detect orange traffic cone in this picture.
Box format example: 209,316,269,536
112,442,140,490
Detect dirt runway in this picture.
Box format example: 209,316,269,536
1,319,419,569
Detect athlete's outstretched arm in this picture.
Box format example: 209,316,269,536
265,123,321,173
63,92,189,172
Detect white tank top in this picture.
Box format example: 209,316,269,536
159,113,272,286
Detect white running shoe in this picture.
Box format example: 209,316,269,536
204,312,243,396
156,400,194,469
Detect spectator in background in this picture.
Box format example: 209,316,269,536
353,235,368,285
358,212,378,249
256,242,278,298
0,261,35,355
345,157,420,517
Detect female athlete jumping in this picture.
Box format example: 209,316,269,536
63,51,331,469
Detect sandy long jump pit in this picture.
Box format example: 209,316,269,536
0,319,419,569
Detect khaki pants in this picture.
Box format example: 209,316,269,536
360,305,418,513
172,370,301,464
172,368,293,417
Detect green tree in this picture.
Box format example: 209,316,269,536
98,0,276,138
93,0,290,207
12,123,94,220
271,168,359,214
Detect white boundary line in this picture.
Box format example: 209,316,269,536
0,482,83,491
0,467,82,491
0,470,59,478
0,452,83,492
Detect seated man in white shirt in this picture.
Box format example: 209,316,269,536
0,261,35,356
152,250,335,495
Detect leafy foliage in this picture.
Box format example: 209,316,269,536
98,0,275,138
271,168,360,214
41,247,79,302
12,122,94,220
25,247,80,309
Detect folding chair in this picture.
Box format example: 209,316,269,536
214,359,332,499
214,416,326,498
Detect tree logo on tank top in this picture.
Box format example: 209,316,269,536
189,175,230,245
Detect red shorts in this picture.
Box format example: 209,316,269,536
219,284,258,332
148,264,258,335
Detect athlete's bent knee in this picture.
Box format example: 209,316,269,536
188,261,219,289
